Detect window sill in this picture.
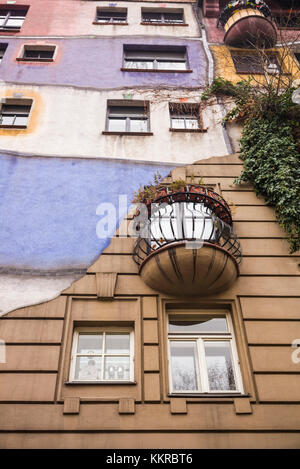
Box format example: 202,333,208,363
102,131,153,136
169,127,208,133
120,68,192,73
0,29,21,33
16,58,54,63
0,125,27,129
92,21,128,25
140,22,189,27
65,381,137,385
168,392,248,398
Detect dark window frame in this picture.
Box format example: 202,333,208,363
0,6,29,32
17,44,56,62
122,45,191,73
94,7,127,25
103,100,153,135
0,98,33,129
169,102,206,132
141,8,185,25
231,51,282,75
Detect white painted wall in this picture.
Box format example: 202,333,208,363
0,84,229,164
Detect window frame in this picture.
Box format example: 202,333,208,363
17,44,57,62
167,310,244,395
231,50,282,75
122,46,191,73
169,102,205,132
69,326,135,383
0,7,28,32
0,43,7,63
94,7,128,25
104,100,152,135
141,8,185,26
0,98,33,129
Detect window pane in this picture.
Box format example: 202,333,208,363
14,115,28,126
142,12,162,22
169,316,228,333
130,119,148,132
77,334,103,354
105,333,130,354
75,356,102,380
0,114,14,125
185,119,199,129
157,61,186,70
171,118,185,129
164,13,183,23
124,60,154,69
108,118,126,132
104,356,130,380
6,18,24,28
205,342,237,391
170,341,198,391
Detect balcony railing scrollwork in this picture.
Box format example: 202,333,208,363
132,185,242,296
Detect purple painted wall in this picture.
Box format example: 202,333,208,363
0,38,207,89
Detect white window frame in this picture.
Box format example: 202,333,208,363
123,47,188,71
106,102,150,133
167,311,244,394
69,326,134,383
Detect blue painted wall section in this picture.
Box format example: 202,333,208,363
0,38,207,89
0,153,173,272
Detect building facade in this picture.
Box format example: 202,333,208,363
0,0,299,449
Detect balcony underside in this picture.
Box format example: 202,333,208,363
224,15,277,48
139,241,239,296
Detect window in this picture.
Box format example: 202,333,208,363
123,45,189,71
274,15,300,29
104,100,151,134
168,313,243,394
0,43,7,63
169,103,202,131
231,51,281,74
69,327,134,382
0,7,28,31
95,8,127,24
0,99,32,128
141,9,184,25
295,52,300,66
18,45,56,62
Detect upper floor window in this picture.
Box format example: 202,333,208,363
0,98,32,128
104,100,151,134
295,52,300,66
141,8,184,25
69,327,134,382
274,15,300,29
0,7,28,31
168,312,243,394
169,103,202,131
123,45,189,72
0,43,7,63
95,8,127,24
18,45,56,62
231,51,281,75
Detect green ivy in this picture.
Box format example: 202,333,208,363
201,78,300,252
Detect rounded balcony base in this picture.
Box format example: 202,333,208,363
139,242,239,297
224,13,277,48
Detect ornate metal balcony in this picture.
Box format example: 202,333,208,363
218,1,277,48
132,185,241,296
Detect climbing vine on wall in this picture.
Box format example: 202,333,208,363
201,77,300,253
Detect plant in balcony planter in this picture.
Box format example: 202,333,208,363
218,0,271,28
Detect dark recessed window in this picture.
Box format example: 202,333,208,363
0,7,28,31
169,103,201,130
0,43,8,63
123,46,188,71
274,15,300,29
95,8,127,24
105,101,150,134
295,53,300,65
231,52,281,74
141,9,184,25
20,45,56,61
0,99,32,128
